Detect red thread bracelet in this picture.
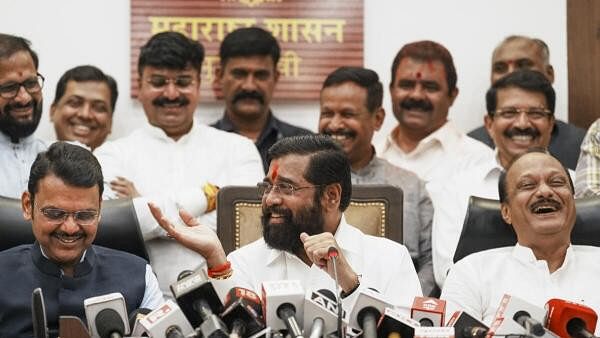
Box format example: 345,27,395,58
207,260,231,277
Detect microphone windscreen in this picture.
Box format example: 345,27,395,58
95,308,125,338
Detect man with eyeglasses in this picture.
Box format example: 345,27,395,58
94,31,263,298
468,35,585,170
0,142,163,337
431,70,561,288
147,135,422,308
0,33,48,198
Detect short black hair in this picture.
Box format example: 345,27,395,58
267,135,352,211
53,65,118,113
219,27,280,68
486,69,555,116
0,33,39,69
498,148,573,203
28,142,104,205
390,40,457,95
138,31,205,76
322,66,383,113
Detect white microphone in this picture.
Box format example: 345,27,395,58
446,311,489,338
136,300,194,338
348,288,394,338
410,297,446,327
377,307,421,337
303,289,348,337
261,280,304,337
83,292,129,338
488,294,556,337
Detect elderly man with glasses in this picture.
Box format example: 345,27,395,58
430,69,562,288
0,34,48,198
148,135,423,310
93,31,263,299
0,142,164,337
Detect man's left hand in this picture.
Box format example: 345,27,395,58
300,232,359,293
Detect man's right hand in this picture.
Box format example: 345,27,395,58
147,202,227,268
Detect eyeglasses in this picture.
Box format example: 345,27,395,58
493,107,552,121
145,75,196,91
39,207,99,226
257,182,321,198
0,73,45,99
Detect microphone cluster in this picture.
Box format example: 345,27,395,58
36,271,599,338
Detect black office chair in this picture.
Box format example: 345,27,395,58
0,195,148,260
453,195,600,263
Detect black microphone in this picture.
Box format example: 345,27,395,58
32,288,49,338
220,287,265,338
348,289,392,338
84,293,130,338
170,269,228,338
95,308,125,338
514,310,545,336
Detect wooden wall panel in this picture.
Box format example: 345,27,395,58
567,0,600,129
130,0,364,101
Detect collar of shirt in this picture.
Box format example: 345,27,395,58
511,242,574,272
142,118,199,144
33,241,94,277
215,111,280,146
351,146,379,177
0,131,37,146
264,214,360,266
383,120,464,156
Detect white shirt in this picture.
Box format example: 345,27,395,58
376,121,492,187
214,216,423,308
0,133,47,198
441,244,600,335
93,120,263,297
430,150,502,288
430,151,577,288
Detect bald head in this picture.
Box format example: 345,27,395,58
491,36,554,84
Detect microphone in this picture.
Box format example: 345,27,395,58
170,269,228,337
129,308,152,337
220,287,265,338
411,297,446,327
303,289,348,338
487,294,556,337
32,288,49,338
348,288,394,338
95,308,126,338
446,311,489,338
545,298,598,338
327,246,344,338
377,307,421,338
261,280,304,338
136,300,195,338
84,292,130,338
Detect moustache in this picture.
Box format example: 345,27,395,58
5,100,35,114
263,206,293,222
400,97,433,112
233,90,264,105
323,128,356,139
504,127,541,139
152,96,189,107
530,197,562,213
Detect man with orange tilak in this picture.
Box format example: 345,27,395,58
148,135,423,307
377,40,491,188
